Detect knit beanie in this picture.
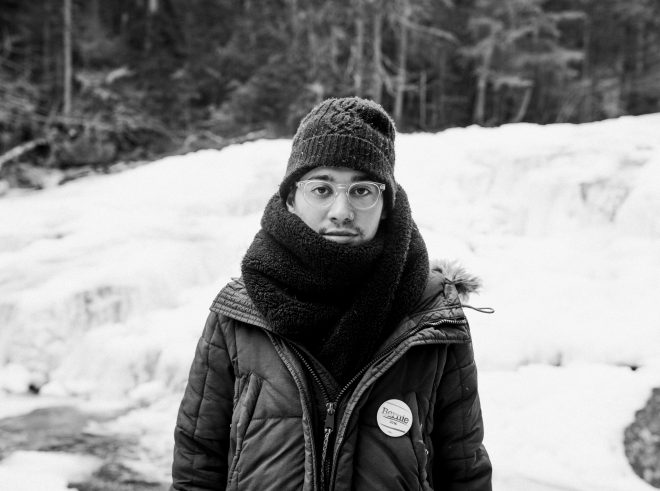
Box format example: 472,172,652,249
279,97,397,210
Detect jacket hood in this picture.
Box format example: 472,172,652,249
430,259,481,301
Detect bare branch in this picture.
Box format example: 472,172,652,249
400,18,458,44
0,139,48,171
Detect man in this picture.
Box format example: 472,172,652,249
172,97,492,490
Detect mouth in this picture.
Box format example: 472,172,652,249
322,230,359,237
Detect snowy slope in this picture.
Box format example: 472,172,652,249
1,114,660,490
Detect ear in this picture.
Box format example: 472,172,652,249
285,185,297,213
380,208,387,220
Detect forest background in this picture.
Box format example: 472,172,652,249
1,0,660,184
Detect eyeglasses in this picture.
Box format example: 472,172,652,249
296,180,386,210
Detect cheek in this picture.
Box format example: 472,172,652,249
299,209,323,230
360,212,383,239
290,199,326,231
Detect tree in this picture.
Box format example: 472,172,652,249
2,0,660,174
62,0,72,117
461,0,584,125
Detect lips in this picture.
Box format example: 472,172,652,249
323,230,358,237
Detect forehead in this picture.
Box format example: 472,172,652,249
300,166,370,182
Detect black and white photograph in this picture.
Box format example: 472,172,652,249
1,1,659,490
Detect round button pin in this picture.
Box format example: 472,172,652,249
377,399,413,437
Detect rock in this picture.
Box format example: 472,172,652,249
624,387,660,487
11,163,64,189
71,462,168,491
60,133,117,167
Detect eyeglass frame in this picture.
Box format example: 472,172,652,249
295,179,386,210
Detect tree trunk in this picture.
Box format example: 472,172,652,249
89,0,101,31
62,0,72,117
473,43,493,125
42,9,51,90
370,8,384,103
580,15,593,121
288,0,301,41
419,71,427,129
433,48,447,128
473,74,487,124
307,18,320,73
634,19,644,77
144,0,153,54
511,85,532,123
144,0,161,55
617,31,628,116
330,26,340,75
394,0,411,127
492,86,502,125
82,0,102,67
353,0,365,96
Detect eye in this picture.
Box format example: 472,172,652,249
350,183,374,197
309,182,333,197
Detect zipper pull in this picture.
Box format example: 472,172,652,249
321,402,337,490
324,402,337,432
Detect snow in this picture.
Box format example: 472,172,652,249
0,451,102,491
2,114,660,489
482,363,660,490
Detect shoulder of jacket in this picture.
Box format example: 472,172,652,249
209,277,269,328
210,277,245,310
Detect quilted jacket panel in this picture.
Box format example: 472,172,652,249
172,270,491,490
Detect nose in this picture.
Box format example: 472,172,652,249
328,191,355,224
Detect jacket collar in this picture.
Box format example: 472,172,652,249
383,264,475,346
211,278,270,329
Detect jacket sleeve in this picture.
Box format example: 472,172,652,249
430,340,492,491
172,311,235,490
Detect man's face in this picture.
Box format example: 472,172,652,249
287,166,386,246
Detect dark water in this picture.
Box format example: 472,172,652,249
0,405,168,490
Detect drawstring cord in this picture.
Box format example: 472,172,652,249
462,304,495,314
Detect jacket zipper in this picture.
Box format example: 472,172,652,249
290,317,467,490
287,344,336,490
288,343,371,488
326,317,467,490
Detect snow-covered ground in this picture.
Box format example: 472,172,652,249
1,114,660,489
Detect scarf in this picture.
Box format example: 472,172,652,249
241,185,429,384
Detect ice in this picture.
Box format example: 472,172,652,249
1,115,660,489
483,363,660,491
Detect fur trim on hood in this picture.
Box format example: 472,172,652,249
430,259,481,302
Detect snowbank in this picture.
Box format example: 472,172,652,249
0,451,102,491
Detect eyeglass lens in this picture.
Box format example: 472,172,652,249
302,180,382,209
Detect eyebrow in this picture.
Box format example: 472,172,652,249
306,173,369,182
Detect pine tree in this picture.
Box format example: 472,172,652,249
461,0,584,125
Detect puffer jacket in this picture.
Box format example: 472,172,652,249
172,265,492,490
